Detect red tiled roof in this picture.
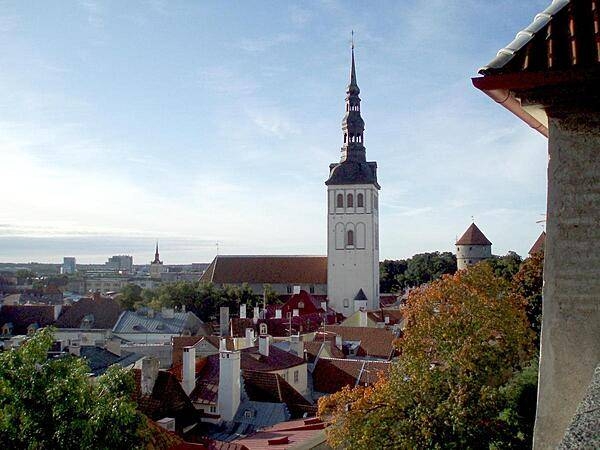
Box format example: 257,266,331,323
327,326,398,359
312,358,391,394
456,223,492,246
529,231,546,255
0,305,56,335
233,417,328,449
172,335,206,367
365,308,404,326
54,296,123,329
304,341,345,363
231,315,324,338
200,256,327,284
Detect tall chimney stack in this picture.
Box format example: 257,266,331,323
141,357,160,395
182,346,196,395
218,350,241,422
258,335,270,357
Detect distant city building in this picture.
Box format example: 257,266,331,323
326,45,380,314
62,257,76,274
149,242,167,280
456,223,492,270
105,255,133,273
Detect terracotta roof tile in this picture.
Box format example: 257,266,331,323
231,315,324,338
54,296,123,329
200,256,327,285
529,231,546,255
327,325,398,359
456,223,492,246
312,358,391,393
0,305,56,335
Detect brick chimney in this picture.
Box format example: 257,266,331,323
141,357,160,395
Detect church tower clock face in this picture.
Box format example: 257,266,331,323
325,42,380,315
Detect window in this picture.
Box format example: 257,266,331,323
244,410,253,418
347,229,354,246
343,298,349,308
336,193,344,208
209,406,216,413
309,285,315,294
357,193,364,207
294,370,299,383
287,285,292,294
347,193,353,207
259,323,268,334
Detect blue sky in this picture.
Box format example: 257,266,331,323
0,0,550,264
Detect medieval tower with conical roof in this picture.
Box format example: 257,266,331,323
456,223,492,270
326,44,380,314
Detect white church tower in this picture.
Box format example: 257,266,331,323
326,44,380,315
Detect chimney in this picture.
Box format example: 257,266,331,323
258,335,270,357
293,285,301,294
105,337,121,357
161,307,174,319
245,328,255,347
182,346,196,395
253,306,260,319
275,309,282,319
290,334,303,358
68,341,80,356
53,304,62,321
219,307,229,337
92,290,101,301
141,357,160,395
218,350,241,422
335,335,342,350
320,301,327,312
219,338,228,351
384,315,390,325
359,309,368,327
293,308,299,317
239,304,246,319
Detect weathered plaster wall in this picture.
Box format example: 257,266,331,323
534,111,600,449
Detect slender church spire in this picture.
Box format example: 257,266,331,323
153,241,161,264
341,33,366,163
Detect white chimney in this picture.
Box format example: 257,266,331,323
320,301,327,311
258,335,270,357
53,304,62,321
219,338,227,351
68,341,80,357
240,304,247,319
293,308,299,317
219,307,229,337
275,309,282,319
161,307,174,319
359,309,368,327
141,357,160,395
182,346,196,395
253,306,260,319
105,337,121,357
293,285,301,294
218,350,241,422
384,315,390,324
245,328,255,347
290,334,303,358
335,335,342,350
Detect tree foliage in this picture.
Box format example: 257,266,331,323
118,283,144,310
511,251,544,341
485,251,523,282
320,264,534,449
380,252,457,293
0,328,149,449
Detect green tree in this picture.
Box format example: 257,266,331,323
15,269,36,282
320,264,534,449
380,259,408,293
262,284,281,305
396,251,457,289
485,251,523,282
118,284,144,310
0,328,149,449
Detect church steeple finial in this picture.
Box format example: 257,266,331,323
341,32,365,162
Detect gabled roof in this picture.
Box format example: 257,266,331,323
200,255,327,285
326,325,398,359
242,370,315,419
132,369,199,431
54,296,123,329
529,231,546,255
0,305,56,335
80,346,142,376
312,358,391,394
456,223,492,246
233,417,328,450
113,310,203,335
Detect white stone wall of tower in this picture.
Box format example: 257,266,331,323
327,184,380,314
456,244,492,270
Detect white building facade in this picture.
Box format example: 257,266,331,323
326,46,380,315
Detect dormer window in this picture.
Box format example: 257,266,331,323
259,323,268,335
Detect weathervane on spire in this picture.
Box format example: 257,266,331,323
351,30,355,50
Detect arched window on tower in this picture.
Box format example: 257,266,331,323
347,193,353,207
357,193,364,207
347,230,354,246
337,193,344,208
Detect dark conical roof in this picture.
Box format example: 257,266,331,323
456,223,492,246
354,289,368,301
529,231,546,255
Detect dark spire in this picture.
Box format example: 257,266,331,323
341,33,365,163
153,241,161,264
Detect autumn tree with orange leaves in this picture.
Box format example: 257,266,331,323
319,264,534,449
